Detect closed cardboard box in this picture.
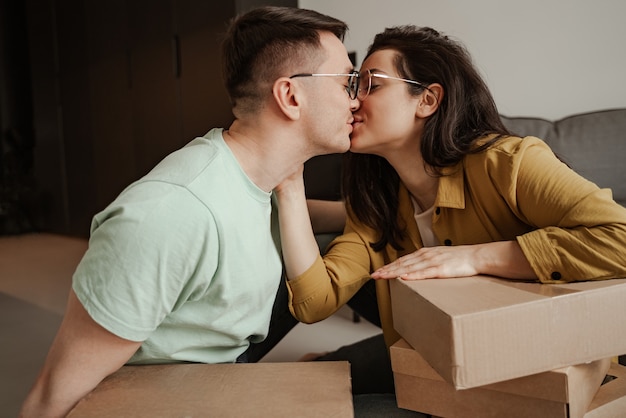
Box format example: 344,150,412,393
391,338,610,418
67,361,353,417
390,276,626,389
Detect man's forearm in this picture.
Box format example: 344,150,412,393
20,290,143,417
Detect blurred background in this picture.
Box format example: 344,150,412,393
2,0,625,238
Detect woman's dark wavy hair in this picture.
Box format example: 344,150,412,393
344,26,511,252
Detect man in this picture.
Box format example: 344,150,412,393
20,6,359,417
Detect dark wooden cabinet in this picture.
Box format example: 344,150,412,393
24,0,294,237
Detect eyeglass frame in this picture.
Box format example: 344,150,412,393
289,71,360,100
357,69,431,101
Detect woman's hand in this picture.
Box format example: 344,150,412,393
371,245,481,280
274,164,305,197
371,241,537,281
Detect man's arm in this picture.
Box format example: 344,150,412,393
20,289,142,418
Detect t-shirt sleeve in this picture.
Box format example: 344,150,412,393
73,182,219,341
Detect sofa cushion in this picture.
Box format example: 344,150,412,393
500,115,554,142
501,109,626,207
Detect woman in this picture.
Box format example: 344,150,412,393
275,25,626,393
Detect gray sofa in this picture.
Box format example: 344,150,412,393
500,108,626,207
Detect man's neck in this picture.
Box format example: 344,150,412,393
222,123,307,193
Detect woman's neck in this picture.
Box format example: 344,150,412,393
391,156,439,211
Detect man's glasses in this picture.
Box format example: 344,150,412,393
289,71,360,100
357,69,430,101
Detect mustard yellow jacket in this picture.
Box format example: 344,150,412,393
287,135,626,346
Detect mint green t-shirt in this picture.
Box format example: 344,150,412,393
73,128,282,364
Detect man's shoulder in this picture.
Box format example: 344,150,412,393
140,128,228,185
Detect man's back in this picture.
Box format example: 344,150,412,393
74,129,282,364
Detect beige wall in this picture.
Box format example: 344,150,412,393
300,0,626,120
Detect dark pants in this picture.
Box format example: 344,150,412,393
316,333,395,395
305,279,396,395
244,275,299,363
353,394,429,417
245,276,394,395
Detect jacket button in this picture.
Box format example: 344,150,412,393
444,239,452,246
551,271,562,280
435,207,441,215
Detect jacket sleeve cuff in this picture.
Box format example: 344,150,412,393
517,230,565,283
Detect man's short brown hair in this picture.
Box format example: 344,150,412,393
222,6,348,115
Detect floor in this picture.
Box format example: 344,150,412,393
0,233,380,416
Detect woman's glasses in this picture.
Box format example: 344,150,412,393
289,71,360,100
357,69,429,101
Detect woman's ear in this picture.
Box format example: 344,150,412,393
416,83,443,118
272,77,301,121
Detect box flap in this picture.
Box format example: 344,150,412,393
585,363,626,417
391,338,609,403
392,339,611,417
67,362,353,417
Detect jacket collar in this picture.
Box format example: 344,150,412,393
397,162,466,251
435,165,466,210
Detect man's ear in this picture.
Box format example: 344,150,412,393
272,77,301,121
416,83,443,118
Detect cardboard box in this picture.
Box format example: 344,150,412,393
585,363,626,417
67,361,353,417
390,275,626,389
391,338,610,418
